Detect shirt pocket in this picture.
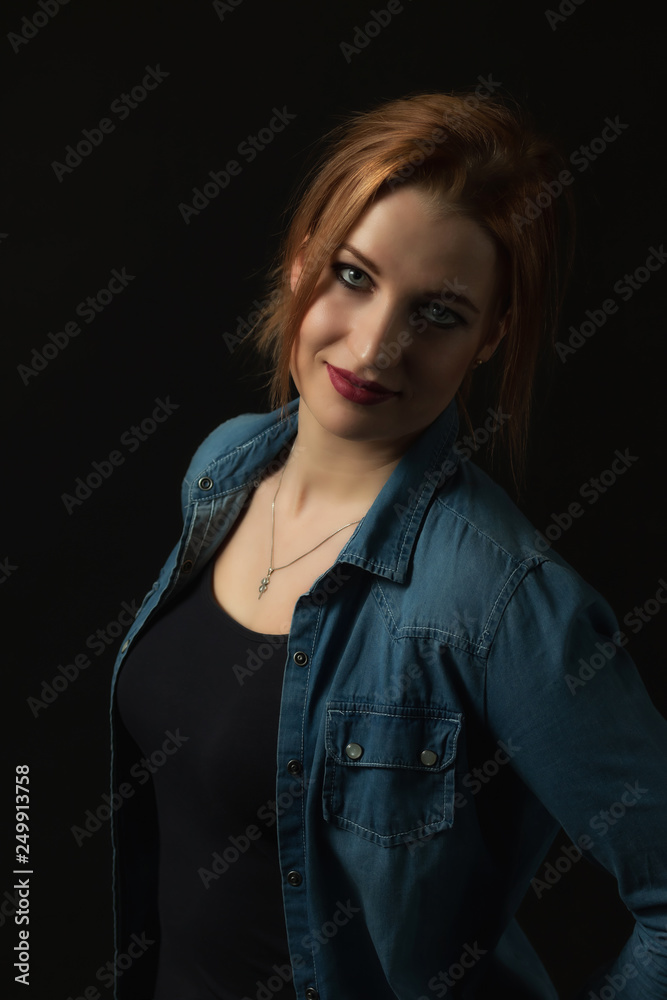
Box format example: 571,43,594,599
323,701,462,847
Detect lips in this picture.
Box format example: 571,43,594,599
334,367,391,392
326,363,399,406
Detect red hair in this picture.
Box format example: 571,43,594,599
249,91,575,486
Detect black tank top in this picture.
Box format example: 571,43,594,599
115,556,296,1000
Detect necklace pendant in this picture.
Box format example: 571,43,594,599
258,567,273,599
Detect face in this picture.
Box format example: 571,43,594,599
290,185,508,456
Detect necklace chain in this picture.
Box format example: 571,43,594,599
258,461,363,599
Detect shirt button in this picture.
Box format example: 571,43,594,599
420,749,438,767
181,559,193,574
287,759,302,775
345,742,363,760
305,989,319,1000
287,870,302,887
293,651,308,666
198,476,214,490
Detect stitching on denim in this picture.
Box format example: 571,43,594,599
188,502,215,565
325,705,461,771
373,580,485,651
328,705,462,723
394,481,425,566
334,805,448,840
187,410,298,504
327,701,463,721
436,497,549,575
327,770,455,842
481,563,528,640
298,602,323,848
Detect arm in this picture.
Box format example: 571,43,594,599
485,558,667,998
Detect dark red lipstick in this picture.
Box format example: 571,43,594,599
326,364,399,405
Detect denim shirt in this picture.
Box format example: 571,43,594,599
110,397,667,1000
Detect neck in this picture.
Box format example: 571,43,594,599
278,398,416,518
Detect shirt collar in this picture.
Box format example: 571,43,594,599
198,397,460,584
338,399,460,582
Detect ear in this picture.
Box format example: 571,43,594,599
290,236,310,293
477,308,510,363
290,252,304,293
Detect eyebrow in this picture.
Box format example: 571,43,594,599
335,242,480,314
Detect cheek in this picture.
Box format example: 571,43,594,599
289,323,322,386
299,294,349,346
409,344,476,403
413,341,470,380
289,334,305,386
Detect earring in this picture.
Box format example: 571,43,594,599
474,358,484,368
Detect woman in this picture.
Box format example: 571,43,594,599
110,92,667,999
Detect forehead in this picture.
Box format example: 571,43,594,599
341,186,499,297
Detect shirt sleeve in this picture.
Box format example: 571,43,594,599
485,557,667,999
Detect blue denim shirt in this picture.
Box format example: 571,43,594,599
110,397,667,999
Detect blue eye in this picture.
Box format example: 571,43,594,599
333,264,371,290
420,298,466,329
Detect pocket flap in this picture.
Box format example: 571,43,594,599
326,702,461,772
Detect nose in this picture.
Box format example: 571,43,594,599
347,300,410,373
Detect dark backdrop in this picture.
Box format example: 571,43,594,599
2,1,665,997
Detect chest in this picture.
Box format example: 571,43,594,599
211,488,360,635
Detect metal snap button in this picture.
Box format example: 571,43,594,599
293,651,308,666
198,476,213,490
287,870,302,887
345,742,364,760
287,759,302,775
305,989,319,1000
181,559,193,574
420,749,438,767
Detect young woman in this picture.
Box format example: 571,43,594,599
110,92,667,999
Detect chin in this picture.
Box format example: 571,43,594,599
305,395,394,439
320,408,388,440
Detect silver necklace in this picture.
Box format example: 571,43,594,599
258,463,363,599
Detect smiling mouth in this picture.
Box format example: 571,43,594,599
327,365,397,394
325,363,399,406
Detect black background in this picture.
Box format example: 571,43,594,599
1,0,665,997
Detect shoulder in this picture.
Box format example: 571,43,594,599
433,457,587,575
184,410,277,478
178,400,299,511
183,400,299,481
433,459,548,563
402,458,606,653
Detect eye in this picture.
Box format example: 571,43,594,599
419,298,466,329
332,263,372,291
